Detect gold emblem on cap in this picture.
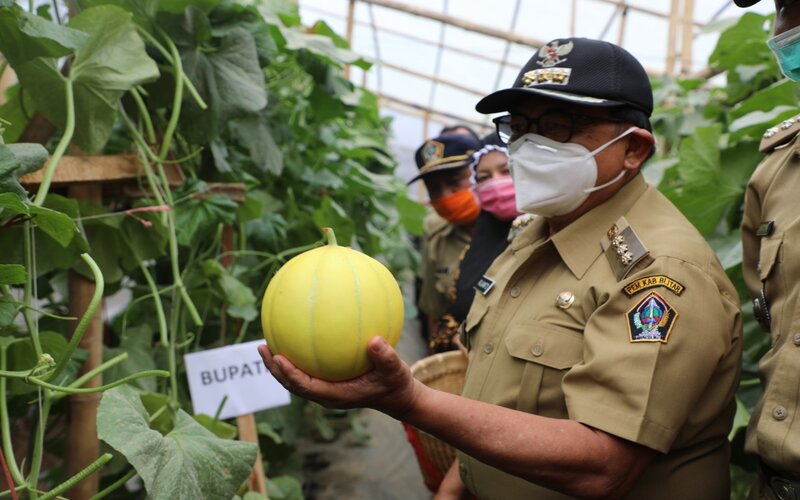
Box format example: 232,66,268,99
556,291,575,309
537,40,574,68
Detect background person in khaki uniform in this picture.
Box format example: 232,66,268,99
411,134,480,338
259,38,742,499
736,1,800,498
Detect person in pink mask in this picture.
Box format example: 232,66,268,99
428,135,521,353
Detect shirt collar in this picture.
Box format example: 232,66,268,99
552,174,649,279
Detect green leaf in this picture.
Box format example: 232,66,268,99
676,125,722,185
193,414,238,440
180,27,267,143
313,197,354,246
201,259,258,321
8,331,70,394
708,233,743,271
230,115,284,175
0,297,17,328
104,324,157,392
0,4,88,65
0,264,25,285
709,13,773,72
395,193,425,236
280,26,371,70
0,142,47,199
29,205,78,248
174,194,238,246
14,5,159,152
97,385,258,499
265,475,304,500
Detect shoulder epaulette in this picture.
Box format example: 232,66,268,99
600,216,649,281
423,211,451,237
759,113,800,153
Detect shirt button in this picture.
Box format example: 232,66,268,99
531,344,544,357
794,333,800,346
483,344,494,354
509,286,521,298
773,405,787,421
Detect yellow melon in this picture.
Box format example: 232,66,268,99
261,228,404,381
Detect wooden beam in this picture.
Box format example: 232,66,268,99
590,0,703,27
19,155,184,187
666,0,681,77
357,0,545,48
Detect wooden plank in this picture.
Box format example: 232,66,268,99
19,155,184,186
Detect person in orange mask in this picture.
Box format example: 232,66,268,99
410,133,481,341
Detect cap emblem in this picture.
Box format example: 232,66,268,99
521,68,572,87
537,40,574,68
421,140,444,164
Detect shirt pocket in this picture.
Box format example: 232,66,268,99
758,236,782,282
505,321,584,418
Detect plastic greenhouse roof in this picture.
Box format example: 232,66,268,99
297,0,774,186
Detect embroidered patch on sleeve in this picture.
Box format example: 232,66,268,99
623,275,685,297
627,292,678,343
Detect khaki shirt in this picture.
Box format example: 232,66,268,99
457,175,742,500
742,116,800,475
418,211,471,320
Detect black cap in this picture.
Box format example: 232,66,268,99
476,37,653,117
409,134,480,184
733,0,761,6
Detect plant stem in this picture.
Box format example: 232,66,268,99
158,36,184,165
39,453,112,500
0,349,24,486
26,395,51,500
28,370,169,395
89,468,136,500
33,77,74,207
44,253,103,382
130,88,156,144
167,289,180,402
23,222,42,359
139,262,169,347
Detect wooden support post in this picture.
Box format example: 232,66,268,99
680,0,695,75
666,0,681,77
236,414,268,496
220,223,267,496
66,183,104,500
344,0,357,80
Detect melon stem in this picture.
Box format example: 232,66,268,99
323,227,338,246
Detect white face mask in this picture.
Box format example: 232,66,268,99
508,127,636,217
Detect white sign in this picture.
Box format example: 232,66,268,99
184,340,290,420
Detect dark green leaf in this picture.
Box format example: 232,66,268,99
174,194,238,246
193,414,238,440
230,115,283,175
14,5,159,152
312,197,354,246
0,264,25,285
29,205,77,248
98,385,258,499
265,475,304,500
0,296,17,328
180,27,267,143
395,193,425,236
104,324,157,392
0,5,88,65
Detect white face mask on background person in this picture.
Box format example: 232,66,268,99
508,126,636,217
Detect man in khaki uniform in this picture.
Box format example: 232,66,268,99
258,37,742,499
411,134,480,332
736,1,800,498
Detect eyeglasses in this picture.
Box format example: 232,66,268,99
492,111,620,145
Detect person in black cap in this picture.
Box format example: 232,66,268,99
258,38,742,499
411,134,480,342
735,1,800,499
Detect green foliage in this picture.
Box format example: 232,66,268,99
0,0,419,497
97,385,258,498
650,11,798,487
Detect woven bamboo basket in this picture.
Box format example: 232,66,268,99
403,350,468,492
